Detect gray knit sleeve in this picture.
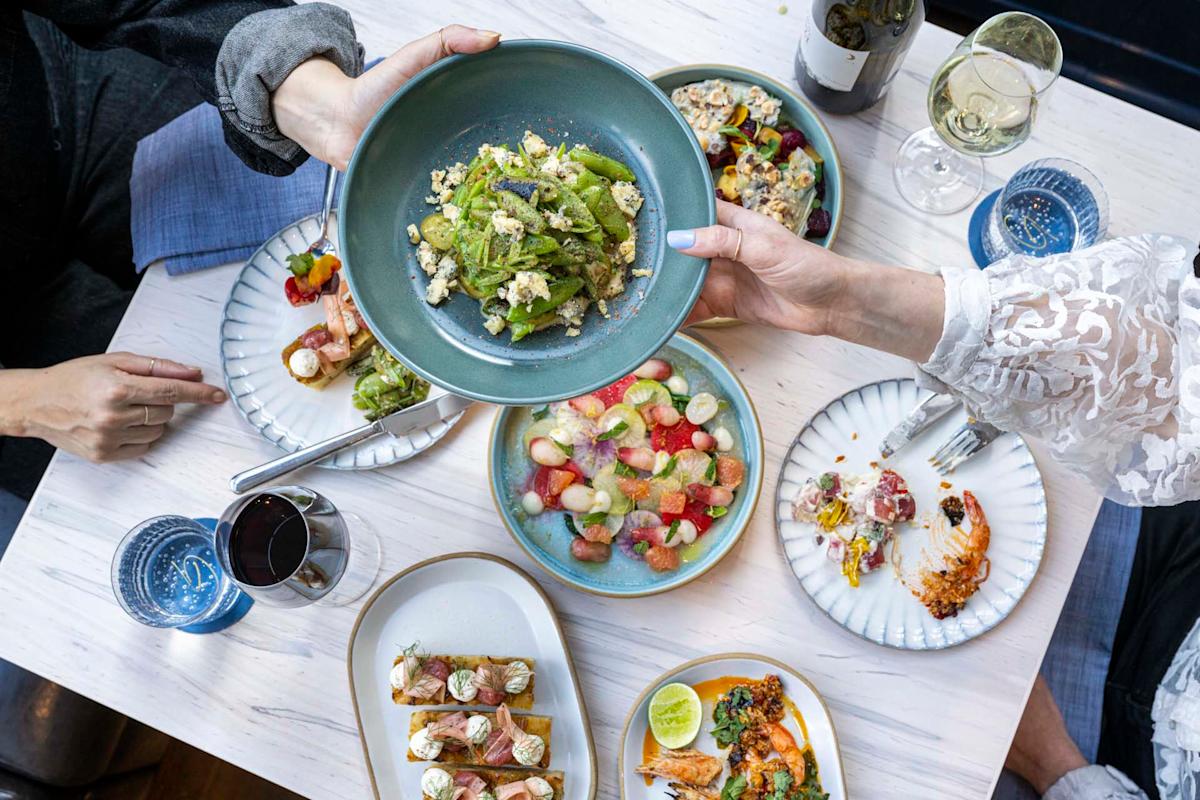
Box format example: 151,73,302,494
214,3,364,174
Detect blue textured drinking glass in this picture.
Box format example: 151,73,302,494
982,158,1108,262
112,515,250,632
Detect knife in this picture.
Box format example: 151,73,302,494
878,392,960,459
229,392,474,494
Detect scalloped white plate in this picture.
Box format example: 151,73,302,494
220,213,463,469
775,379,1047,649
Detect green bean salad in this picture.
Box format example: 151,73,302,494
409,131,646,342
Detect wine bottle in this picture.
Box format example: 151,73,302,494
795,0,925,114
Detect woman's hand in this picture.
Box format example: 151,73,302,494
670,200,947,363
669,200,849,335
273,25,501,171
0,353,227,463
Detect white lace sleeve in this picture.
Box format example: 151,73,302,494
917,234,1200,506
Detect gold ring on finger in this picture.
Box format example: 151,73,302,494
148,358,157,375
732,227,744,262
143,405,151,426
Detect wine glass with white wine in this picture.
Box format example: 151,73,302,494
894,12,1062,214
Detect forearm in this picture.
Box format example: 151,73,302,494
826,258,945,363
0,370,36,438
271,57,354,164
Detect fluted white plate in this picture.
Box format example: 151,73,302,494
220,213,463,470
776,379,1047,649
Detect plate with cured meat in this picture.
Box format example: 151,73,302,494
220,212,465,470
775,378,1047,649
619,653,845,800
347,553,596,800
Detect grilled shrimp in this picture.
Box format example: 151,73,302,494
764,724,806,783
667,782,720,800
635,749,724,786
904,490,991,620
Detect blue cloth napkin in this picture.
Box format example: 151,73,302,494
993,498,1142,800
129,103,327,275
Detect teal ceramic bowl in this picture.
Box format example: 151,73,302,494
651,64,844,249
338,41,716,405
489,333,764,597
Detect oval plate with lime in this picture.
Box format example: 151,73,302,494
617,653,846,800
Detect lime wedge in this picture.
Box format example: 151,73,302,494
648,682,702,749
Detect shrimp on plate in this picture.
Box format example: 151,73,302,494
636,749,724,787
898,490,991,620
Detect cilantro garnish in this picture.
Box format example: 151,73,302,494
633,541,650,555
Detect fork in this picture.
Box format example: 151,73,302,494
309,163,339,257
928,418,1004,475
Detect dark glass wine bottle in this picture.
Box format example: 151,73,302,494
795,0,925,114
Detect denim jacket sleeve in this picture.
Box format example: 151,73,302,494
21,1,363,176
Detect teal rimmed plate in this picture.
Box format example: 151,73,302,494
489,333,763,597
339,40,715,405
650,64,844,250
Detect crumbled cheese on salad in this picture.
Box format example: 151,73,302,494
610,182,643,217
617,226,637,264
478,144,515,169
442,203,461,223
738,83,782,126
557,296,588,327
417,241,439,275
670,79,736,155
597,299,609,318
506,271,552,309
521,130,548,158
565,327,581,337
424,256,459,306
491,209,525,238
484,315,506,335
632,268,653,278
544,209,572,232
406,223,421,245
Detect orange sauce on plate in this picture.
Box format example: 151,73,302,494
640,676,811,787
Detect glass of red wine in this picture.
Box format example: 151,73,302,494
215,486,380,607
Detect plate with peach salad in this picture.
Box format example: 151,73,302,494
489,334,763,597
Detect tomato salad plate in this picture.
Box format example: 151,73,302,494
776,379,1047,649
338,40,715,404
489,333,762,597
619,653,846,800
348,553,596,800
220,212,464,469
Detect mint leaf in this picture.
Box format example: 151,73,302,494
665,519,681,544
531,406,551,421
704,457,717,482
613,462,637,478
653,455,677,480
580,511,608,527
596,420,629,441
553,439,574,457
706,505,729,519
633,541,649,555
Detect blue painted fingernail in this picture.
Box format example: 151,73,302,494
666,229,695,249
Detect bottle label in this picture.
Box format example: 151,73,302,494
801,17,869,92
